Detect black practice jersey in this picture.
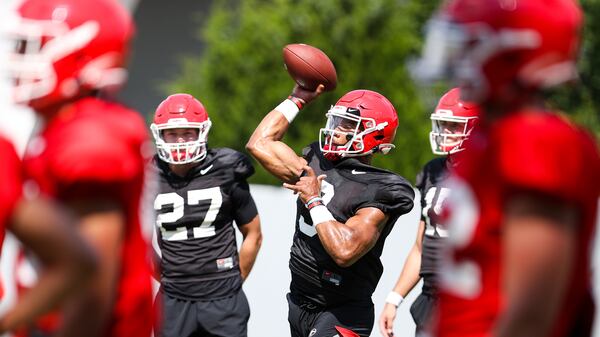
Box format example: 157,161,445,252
415,157,450,295
290,143,415,307
152,148,258,300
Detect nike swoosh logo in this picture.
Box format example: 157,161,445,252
351,169,366,174
200,164,213,175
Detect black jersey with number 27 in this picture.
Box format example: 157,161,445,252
152,148,258,300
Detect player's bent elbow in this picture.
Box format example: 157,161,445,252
326,237,366,267
245,139,262,161
256,231,263,248
245,140,255,154
333,258,355,268
331,251,359,268
245,133,265,154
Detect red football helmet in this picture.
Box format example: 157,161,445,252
414,0,582,105
5,0,134,110
150,94,212,164
430,88,479,155
319,90,398,160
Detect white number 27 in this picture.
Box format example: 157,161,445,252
154,187,222,241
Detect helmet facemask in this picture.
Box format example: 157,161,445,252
429,113,476,155
5,17,77,105
411,18,470,85
151,119,212,165
4,5,131,110
319,105,391,159
413,13,573,105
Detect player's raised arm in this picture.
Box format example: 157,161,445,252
246,84,323,184
247,43,337,184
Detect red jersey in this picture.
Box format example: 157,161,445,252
0,136,24,299
435,111,599,337
22,97,154,337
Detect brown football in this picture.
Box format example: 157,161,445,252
282,43,337,91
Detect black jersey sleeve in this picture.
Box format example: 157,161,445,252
301,144,312,156
415,167,426,192
231,180,258,226
356,177,415,216
214,148,258,225
214,148,256,180
415,166,427,221
301,143,317,161
232,152,255,180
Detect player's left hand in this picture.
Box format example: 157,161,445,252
283,166,326,204
378,303,397,337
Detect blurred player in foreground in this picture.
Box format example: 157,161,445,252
378,87,479,337
5,0,154,335
0,136,95,333
413,0,600,336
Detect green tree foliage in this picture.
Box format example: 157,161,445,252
168,0,436,184
548,0,600,136
169,0,599,185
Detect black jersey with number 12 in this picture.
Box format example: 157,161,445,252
290,142,415,307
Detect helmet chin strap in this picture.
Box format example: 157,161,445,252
446,151,462,168
324,152,341,162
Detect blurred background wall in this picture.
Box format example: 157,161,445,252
119,0,214,116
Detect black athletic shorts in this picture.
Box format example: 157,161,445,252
409,292,438,334
156,289,250,337
286,293,374,337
